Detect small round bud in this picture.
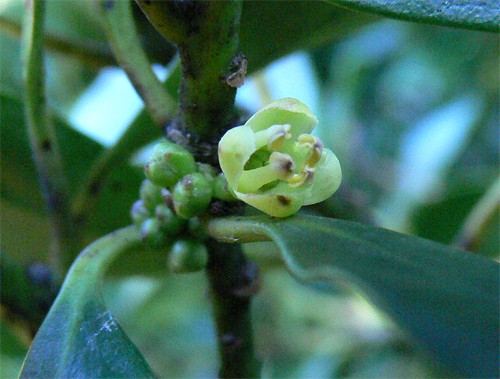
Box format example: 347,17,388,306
196,163,217,181
188,217,209,240
155,203,187,236
145,141,197,188
173,173,213,219
131,200,151,227
213,173,237,201
139,180,163,211
167,239,208,274
140,218,168,248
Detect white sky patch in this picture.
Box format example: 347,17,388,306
237,52,319,115
376,95,482,232
70,54,316,147
69,65,167,146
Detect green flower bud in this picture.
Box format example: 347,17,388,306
140,218,168,248
196,162,217,181
173,173,213,219
218,98,342,217
213,173,237,201
139,180,163,211
155,203,187,236
188,217,209,240
130,200,151,227
167,239,208,274
145,141,197,188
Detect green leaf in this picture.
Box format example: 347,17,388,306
240,1,374,72
19,227,155,378
324,0,499,32
1,320,28,379
208,215,499,377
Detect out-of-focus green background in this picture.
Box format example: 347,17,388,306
1,0,498,377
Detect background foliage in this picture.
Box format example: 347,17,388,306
1,0,498,378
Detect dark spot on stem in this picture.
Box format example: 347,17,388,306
73,213,87,227
103,0,114,10
41,139,51,152
89,180,101,196
277,195,291,206
27,262,52,286
233,261,260,297
221,334,242,352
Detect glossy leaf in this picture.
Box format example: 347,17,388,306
209,215,499,377
234,2,374,72
324,0,499,32
20,227,155,378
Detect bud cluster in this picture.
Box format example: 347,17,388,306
131,140,237,273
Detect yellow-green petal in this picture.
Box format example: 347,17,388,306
303,150,342,205
238,191,303,218
218,124,255,190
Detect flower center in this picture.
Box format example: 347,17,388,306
238,152,294,192
238,130,325,193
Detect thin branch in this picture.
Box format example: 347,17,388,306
96,0,176,127
21,0,79,278
453,177,500,252
1,14,115,68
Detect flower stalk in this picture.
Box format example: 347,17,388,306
22,0,79,278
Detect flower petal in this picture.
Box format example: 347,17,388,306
218,124,255,190
303,149,342,205
246,98,318,138
237,191,302,218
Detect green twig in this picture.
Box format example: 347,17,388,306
96,0,176,127
453,177,500,252
1,14,115,68
21,0,79,278
136,0,245,164
207,217,271,244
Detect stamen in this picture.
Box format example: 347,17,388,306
254,124,291,151
288,167,316,188
238,152,295,193
298,134,323,167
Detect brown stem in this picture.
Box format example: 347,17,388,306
206,240,261,378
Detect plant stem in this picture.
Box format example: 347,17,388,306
136,0,245,164
453,177,500,252
21,0,79,279
206,241,261,378
136,2,260,375
1,14,115,69
137,1,260,376
96,0,176,127
207,217,271,244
